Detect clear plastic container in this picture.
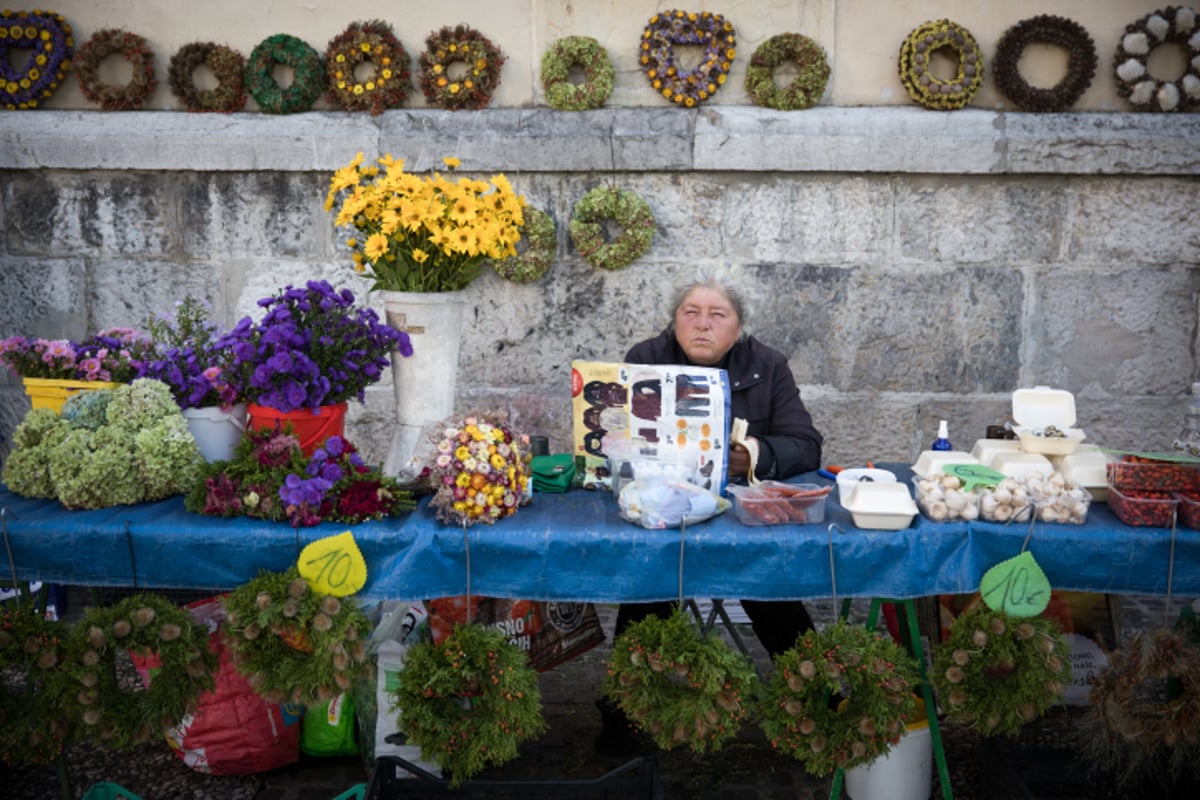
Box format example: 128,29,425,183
727,482,828,526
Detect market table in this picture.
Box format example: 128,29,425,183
4,466,1196,603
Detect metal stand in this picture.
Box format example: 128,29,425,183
683,598,750,655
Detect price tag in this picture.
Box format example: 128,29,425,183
979,551,1050,617
298,531,367,597
943,463,1006,491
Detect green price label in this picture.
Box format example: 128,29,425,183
980,551,1051,617
943,463,1006,491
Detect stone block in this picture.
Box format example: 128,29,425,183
1066,178,1200,266
179,173,325,259
0,258,89,339
1005,113,1200,175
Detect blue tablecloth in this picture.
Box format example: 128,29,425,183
3,468,1197,603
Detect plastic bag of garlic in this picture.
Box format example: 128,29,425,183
913,472,1090,524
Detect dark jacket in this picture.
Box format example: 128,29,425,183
625,330,823,480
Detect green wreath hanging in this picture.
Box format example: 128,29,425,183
1114,6,1200,112
993,15,1097,112
639,9,736,107
0,606,71,765
0,8,73,110
931,606,1068,737
898,19,984,110
760,621,921,776
745,33,830,111
50,593,217,749
395,623,546,787
603,610,759,753
492,206,555,283
75,28,156,111
540,35,614,111
168,41,246,112
245,33,325,114
418,24,505,111
325,19,411,114
221,566,373,706
569,186,655,271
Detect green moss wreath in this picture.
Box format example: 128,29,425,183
0,606,71,765
540,35,614,111
745,33,830,111
931,606,1068,737
569,186,655,271
168,41,246,112
51,593,217,749
993,15,1097,112
325,19,411,114
75,28,156,111
492,206,555,283
395,623,546,787
898,19,984,110
418,24,505,111
245,33,325,114
221,566,373,706
1113,6,1200,112
0,8,73,110
760,621,921,776
603,610,759,754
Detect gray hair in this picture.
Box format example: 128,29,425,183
668,265,755,335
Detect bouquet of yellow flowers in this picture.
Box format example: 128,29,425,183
325,153,527,293
429,414,531,526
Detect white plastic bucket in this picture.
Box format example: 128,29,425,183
844,715,933,800
182,403,247,462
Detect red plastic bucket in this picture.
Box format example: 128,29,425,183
246,402,347,456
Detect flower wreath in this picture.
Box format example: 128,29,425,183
760,621,921,776
604,610,759,753
639,9,736,107
394,623,547,786
325,19,410,115
75,28,156,111
429,413,532,527
418,24,506,111
0,606,70,765
898,19,984,110
540,35,614,111
569,186,655,272
744,33,830,111
0,8,73,110
1114,6,1200,112
168,41,247,112
246,33,325,114
930,606,1068,737
221,566,373,706
993,15,1097,112
51,593,217,749
492,206,555,283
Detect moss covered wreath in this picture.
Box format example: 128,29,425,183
168,41,246,112
418,24,505,110
745,33,830,111
931,606,1069,737
75,28,156,111
540,35,614,111
246,33,325,114
569,186,655,271
325,19,410,114
898,18,984,110
760,621,921,776
993,15,1097,112
1113,6,1200,112
639,9,736,107
0,8,73,110
221,566,373,706
0,606,71,765
394,622,546,786
492,206,555,283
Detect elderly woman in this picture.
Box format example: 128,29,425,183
596,268,824,756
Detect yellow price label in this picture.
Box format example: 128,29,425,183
298,531,367,597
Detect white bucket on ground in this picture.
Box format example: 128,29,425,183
844,713,933,800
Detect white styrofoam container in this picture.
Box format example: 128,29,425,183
969,438,1023,468
1054,445,1114,501
911,450,979,477
1012,386,1086,455
837,468,897,505
991,451,1055,480
841,482,918,530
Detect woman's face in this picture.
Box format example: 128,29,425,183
673,286,742,366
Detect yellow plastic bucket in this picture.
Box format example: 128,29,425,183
22,377,121,414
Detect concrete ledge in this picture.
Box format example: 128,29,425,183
2,107,1197,175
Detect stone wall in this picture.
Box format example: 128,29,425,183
2,107,1198,467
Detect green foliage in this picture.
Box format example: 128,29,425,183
745,33,830,111
0,606,72,765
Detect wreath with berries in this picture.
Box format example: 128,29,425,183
168,41,246,112
0,8,73,110
325,19,410,115
418,24,505,111
74,28,156,111
639,9,736,107
540,35,614,111
0,606,71,765
1114,6,1200,112
49,593,217,750
569,186,655,272
993,15,1097,112
760,621,921,776
603,610,759,754
492,206,556,283
744,32,829,111
930,606,1069,737
246,33,325,114
898,19,984,110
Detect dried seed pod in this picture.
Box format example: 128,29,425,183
158,623,183,642
952,648,970,666
321,595,342,616
971,630,988,648
787,673,806,692
112,619,132,639
287,578,309,598
132,606,156,627
988,616,1007,635
255,592,272,611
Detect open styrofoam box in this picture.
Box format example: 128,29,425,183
1012,386,1086,455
